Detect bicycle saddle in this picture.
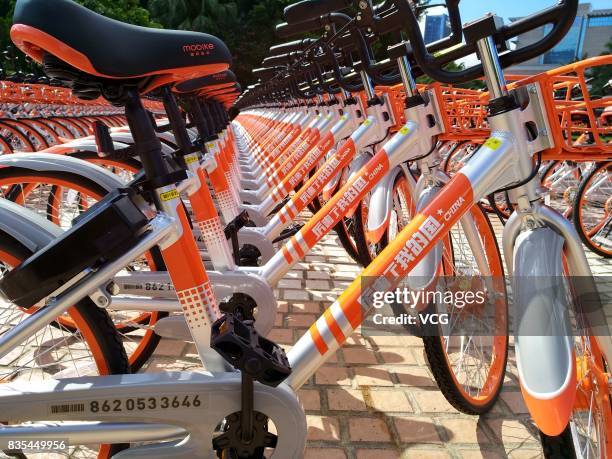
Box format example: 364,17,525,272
11,0,231,91
206,84,241,98
174,70,237,94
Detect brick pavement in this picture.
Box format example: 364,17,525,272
146,219,611,459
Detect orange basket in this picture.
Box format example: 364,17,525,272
433,83,489,141
0,80,164,113
511,55,612,161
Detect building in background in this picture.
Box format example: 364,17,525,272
424,14,451,44
508,3,612,74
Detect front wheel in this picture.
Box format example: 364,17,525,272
541,334,611,459
422,204,508,414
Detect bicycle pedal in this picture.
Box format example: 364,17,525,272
223,210,252,239
272,223,303,243
211,314,291,387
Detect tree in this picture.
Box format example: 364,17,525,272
145,0,292,86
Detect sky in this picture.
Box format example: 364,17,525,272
420,1,611,66
444,0,610,23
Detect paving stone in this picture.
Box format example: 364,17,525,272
439,418,490,444
367,390,413,413
353,366,395,386
152,339,186,357
355,449,401,459
291,302,322,313
343,347,379,364
284,289,311,301
299,389,322,411
401,448,451,458
393,416,441,443
379,347,418,365
315,366,352,386
348,417,392,442
306,279,331,290
286,313,317,327
327,387,368,411
305,448,347,459
307,415,341,441
411,391,457,413
278,278,302,289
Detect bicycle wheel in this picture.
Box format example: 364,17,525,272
540,335,610,459
573,162,612,258
312,167,364,266
355,171,415,264
541,160,583,218
0,169,165,371
0,231,129,458
422,204,508,414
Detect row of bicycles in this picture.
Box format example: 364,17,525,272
0,0,608,457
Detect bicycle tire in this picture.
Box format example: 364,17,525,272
0,168,166,371
572,161,612,258
0,231,130,458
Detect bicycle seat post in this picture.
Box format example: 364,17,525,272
124,89,171,184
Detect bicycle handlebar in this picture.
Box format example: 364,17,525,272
262,52,302,66
284,0,352,23
395,0,578,84
269,39,316,54
276,18,325,38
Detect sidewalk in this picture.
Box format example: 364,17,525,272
148,218,612,459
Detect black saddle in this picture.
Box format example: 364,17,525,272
174,70,237,94
12,0,232,82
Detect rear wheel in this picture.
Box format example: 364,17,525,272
0,232,129,458
0,169,165,370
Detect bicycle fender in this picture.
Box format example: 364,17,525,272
513,227,575,436
365,166,403,244
0,199,61,253
43,137,128,154
0,153,125,191
109,132,175,155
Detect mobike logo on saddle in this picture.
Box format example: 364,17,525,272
183,43,216,56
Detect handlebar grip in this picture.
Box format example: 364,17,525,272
284,0,351,24
276,19,324,37
262,53,298,66
252,67,282,78
269,38,316,54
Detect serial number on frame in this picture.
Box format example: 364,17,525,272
89,394,204,413
7,440,69,452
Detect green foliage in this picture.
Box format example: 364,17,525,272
145,0,293,86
